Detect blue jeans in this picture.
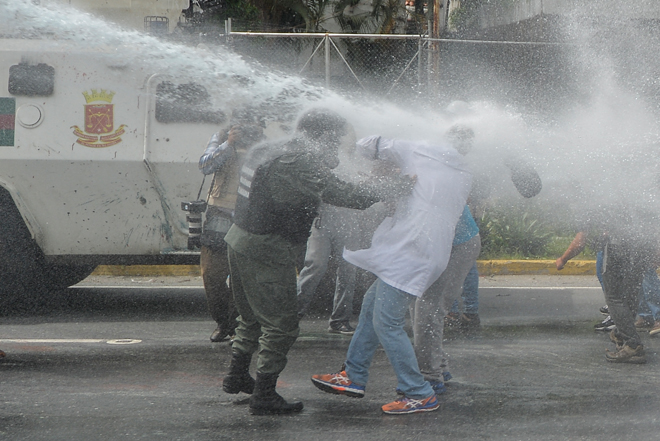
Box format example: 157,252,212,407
597,250,660,321
638,269,660,321
450,262,479,314
596,251,604,287
344,279,434,399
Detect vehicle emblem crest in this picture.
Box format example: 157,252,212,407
72,89,126,148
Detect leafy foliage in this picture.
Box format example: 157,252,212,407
448,0,484,32
225,0,261,22
191,0,415,33
333,0,407,34
300,0,335,31
479,207,554,258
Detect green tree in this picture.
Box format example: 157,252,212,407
448,0,483,32
332,0,406,33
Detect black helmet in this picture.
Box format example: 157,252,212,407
296,108,347,140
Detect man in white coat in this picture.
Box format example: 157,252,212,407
311,135,472,415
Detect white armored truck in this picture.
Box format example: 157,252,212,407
0,0,240,298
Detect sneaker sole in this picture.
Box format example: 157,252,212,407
605,355,647,364
328,330,355,335
605,349,647,364
382,403,440,415
649,328,660,336
311,378,364,398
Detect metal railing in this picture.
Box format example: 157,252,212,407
221,22,571,103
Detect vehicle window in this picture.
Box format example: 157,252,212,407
155,81,225,124
8,63,55,96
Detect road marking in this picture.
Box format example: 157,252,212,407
72,285,602,290
0,339,142,345
72,285,203,289
480,287,602,290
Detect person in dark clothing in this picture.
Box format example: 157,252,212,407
573,209,660,363
221,108,415,415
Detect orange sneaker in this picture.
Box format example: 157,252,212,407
311,370,365,398
382,395,439,414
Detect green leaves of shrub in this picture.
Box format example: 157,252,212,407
479,209,553,259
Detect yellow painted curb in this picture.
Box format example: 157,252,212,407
91,260,598,277
92,265,202,277
477,260,596,276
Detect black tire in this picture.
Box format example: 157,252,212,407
0,188,95,302
42,263,97,290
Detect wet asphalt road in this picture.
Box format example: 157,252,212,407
1,275,659,440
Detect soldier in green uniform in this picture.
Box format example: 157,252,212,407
221,108,415,415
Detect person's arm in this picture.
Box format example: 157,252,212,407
198,130,235,175
322,170,415,210
272,153,414,211
556,232,588,270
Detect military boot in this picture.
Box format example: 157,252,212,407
249,372,304,415
222,350,255,394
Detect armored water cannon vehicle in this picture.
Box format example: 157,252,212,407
0,0,243,299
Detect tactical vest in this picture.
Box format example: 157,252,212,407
233,140,319,244
207,145,246,212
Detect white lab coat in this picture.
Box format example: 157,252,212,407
343,137,472,298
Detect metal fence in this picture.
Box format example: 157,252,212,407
213,25,573,110
226,31,425,98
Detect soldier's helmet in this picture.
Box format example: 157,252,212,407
296,108,347,140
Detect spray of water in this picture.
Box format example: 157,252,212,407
530,10,660,241
0,0,328,118
3,0,660,242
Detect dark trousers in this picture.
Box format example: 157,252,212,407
227,243,300,375
200,245,237,332
602,242,656,347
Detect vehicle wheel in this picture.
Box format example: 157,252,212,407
43,263,96,290
0,188,96,302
